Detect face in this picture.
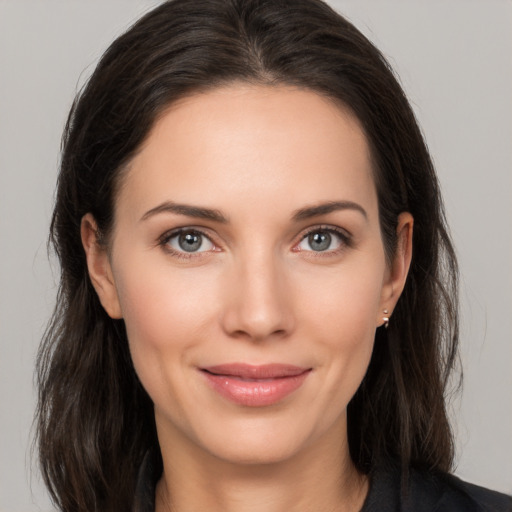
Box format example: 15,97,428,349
83,85,412,467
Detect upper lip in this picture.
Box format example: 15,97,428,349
201,363,311,379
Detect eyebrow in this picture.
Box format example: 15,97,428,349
291,200,367,221
140,201,229,223
140,199,367,224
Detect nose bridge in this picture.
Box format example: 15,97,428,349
221,246,294,341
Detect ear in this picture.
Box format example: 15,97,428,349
81,213,123,319
378,212,413,326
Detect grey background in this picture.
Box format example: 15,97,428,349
0,1,510,510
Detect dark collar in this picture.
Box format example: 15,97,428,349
132,451,512,512
132,449,160,512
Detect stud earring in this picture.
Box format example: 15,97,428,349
382,309,390,329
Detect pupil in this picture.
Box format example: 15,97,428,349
179,232,202,252
309,231,331,251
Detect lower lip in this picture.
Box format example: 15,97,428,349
202,370,311,407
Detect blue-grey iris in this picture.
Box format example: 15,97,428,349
179,232,203,252
308,231,331,251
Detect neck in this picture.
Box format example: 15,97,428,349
155,422,368,512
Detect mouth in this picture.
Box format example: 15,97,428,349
200,363,312,407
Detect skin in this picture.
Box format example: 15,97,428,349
82,84,413,512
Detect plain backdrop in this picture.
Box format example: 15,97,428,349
0,1,511,510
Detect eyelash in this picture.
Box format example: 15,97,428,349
295,225,353,257
158,228,218,260
158,225,353,260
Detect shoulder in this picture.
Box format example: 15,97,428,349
362,461,512,512
408,468,512,512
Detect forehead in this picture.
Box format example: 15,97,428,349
118,84,377,222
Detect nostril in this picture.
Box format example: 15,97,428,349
219,266,296,340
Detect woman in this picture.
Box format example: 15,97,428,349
35,0,511,511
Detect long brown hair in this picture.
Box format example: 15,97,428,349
36,0,459,510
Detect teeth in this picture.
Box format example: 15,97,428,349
237,377,276,382
208,373,283,382
204,370,293,381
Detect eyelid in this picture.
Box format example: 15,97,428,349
157,223,353,259
292,225,353,253
158,226,220,258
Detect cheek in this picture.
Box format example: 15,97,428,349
112,258,218,379
112,260,227,429
295,256,385,391
298,257,385,339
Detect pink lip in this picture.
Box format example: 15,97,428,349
200,363,311,407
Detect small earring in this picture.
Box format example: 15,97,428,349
382,309,390,329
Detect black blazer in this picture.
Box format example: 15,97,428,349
133,451,512,511
362,461,511,512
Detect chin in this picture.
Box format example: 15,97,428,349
191,413,332,467
208,439,305,466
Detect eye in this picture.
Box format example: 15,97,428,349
296,227,349,253
164,229,215,254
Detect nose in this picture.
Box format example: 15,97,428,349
220,251,296,342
